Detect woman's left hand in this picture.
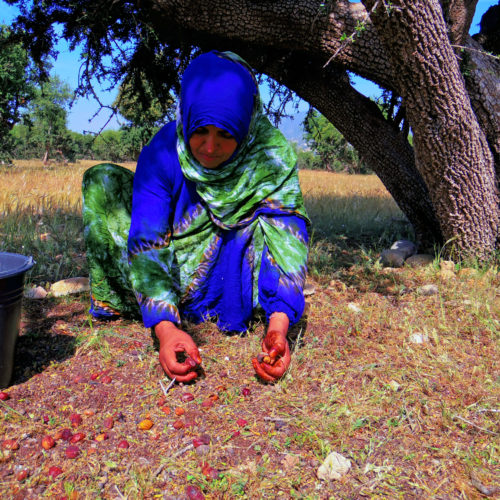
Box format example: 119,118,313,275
252,330,291,382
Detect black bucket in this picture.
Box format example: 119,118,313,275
0,252,35,388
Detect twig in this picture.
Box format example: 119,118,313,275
154,444,194,477
0,400,27,420
159,377,176,396
452,415,498,436
113,485,127,500
451,44,500,61
476,408,500,414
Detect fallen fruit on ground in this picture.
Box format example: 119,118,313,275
16,470,28,481
54,428,72,441
0,391,10,401
101,375,112,384
117,440,130,449
201,462,220,480
201,400,213,408
65,445,80,459
173,420,184,430
2,439,20,450
69,413,82,427
137,419,153,430
175,407,185,416
181,392,195,402
103,417,114,429
236,418,248,427
161,406,171,415
41,435,55,450
69,432,85,443
186,484,205,500
94,433,108,442
48,466,63,479
241,387,251,396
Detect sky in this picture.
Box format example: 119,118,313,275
1,0,496,137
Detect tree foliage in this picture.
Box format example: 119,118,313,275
303,109,369,174
5,0,500,259
0,24,36,161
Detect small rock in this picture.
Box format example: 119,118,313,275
380,249,406,268
24,286,48,299
388,380,401,391
440,260,455,272
405,254,434,268
50,277,90,297
418,284,439,296
347,302,362,314
281,454,300,471
439,269,455,280
390,240,417,259
317,452,351,481
409,333,428,344
303,283,316,296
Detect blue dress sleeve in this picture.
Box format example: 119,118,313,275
128,123,182,328
257,214,309,326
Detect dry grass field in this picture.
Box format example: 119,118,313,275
0,161,498,499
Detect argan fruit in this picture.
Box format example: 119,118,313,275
69,413,82,427
48,465,63,479
208,394,219,402
83,409,95,417
69,432,85,444
103,417,114,429
201,400,213,408
101,375,112,384
161,406,171,415
186,485,205,500
117,440,130,449
0,391,10,401
174,407,185,416
2,439,19,450
241,388,251,397
54,428,73,441
65,446,80,459
94,433,108,442
16,470,28,481
181,392,195,402
90,373,99,380
137,419,153,430
172,419,184,430
236,418,248,427
41,435,55,450
201,462,220,481
157,397,166,407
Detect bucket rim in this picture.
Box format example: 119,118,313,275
0,251,35,279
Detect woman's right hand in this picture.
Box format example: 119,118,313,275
155,321,202,382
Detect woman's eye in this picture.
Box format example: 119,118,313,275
193,127,208,135
220,132,234,140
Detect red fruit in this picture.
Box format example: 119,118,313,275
101,375,112,384
241,387,251,397
16,470,28,481
65,445,80,459
133,340,142,348
117,440,130,449
181,392,195,402
94,433,108,442
48,465,63,479
0,391,10,401
231,430,241,439
172,419,184,430
236,418,248,427
201,462,220,481
90,373,99,380
43,415,50,424
157,397,166,407
54,428,73,441
208,394,219,402
201,400,213,408
41,435,55,450
103,417,114,429
69,413,82,427
69,432,85,443
161,406,171,415
2,439,19,450
186,484,205,500
175,407,185,416
192,435,210,448
72,375,85,383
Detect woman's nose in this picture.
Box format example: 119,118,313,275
205,133,217,152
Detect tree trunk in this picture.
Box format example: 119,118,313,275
146,0,499,257
362,0,498,259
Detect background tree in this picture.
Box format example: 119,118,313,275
6,0,500,259
303,109,369,174
0,24,36,161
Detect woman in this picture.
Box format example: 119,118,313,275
82,51,309,383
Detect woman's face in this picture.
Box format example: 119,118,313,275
188,125,238,169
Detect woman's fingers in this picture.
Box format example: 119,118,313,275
252,358,277,382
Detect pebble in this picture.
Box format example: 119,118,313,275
380,249,406,268
24,286,48,299
50,277,90,297
347,302,362,314
409,333,429,344
405,254,434,267
390,240,417,259
418,284,439,296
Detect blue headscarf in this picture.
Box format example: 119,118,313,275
179,51,257,145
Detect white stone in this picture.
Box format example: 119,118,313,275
347,303,362,313
50,277,90,296
418,284,439,296
409,333,428,344
24,286,48,299
317,452,351,481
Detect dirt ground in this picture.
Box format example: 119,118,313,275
0,269,499,499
